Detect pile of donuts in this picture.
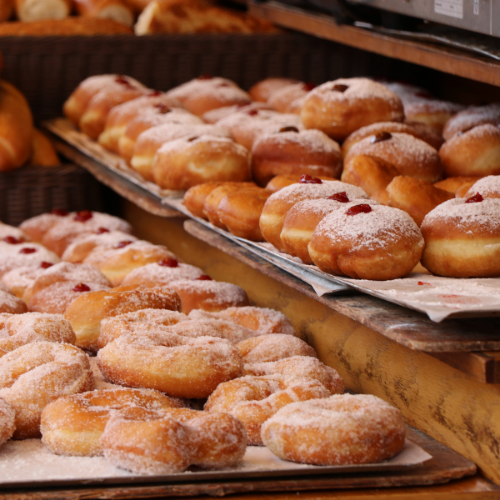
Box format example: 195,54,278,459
0,209,406,475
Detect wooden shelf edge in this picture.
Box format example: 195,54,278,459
248,1,500,87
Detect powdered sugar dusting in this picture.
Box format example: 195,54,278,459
443,103,500,139
270,181,368,204
465,175,500,199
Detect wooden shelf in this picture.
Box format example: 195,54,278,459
248,1,500,88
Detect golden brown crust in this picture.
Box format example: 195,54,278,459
434,176,481,195
27,129,61,167
249,77,300,103
15,0,71,22
183,182,225,219
73,0,134,27
0,290,28,314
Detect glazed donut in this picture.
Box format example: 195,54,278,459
341,121,444,158
205,374,330,445
65,285,182,351
27,280,110,315
18,209,70,243
0,341,94,439
434,176,482,196
0,290,27,314
0,398,15,447
153,135,251,191
0,312,75,357
421,196,500,277
463,176,500,199
97,330,243,398
249,77,300,103
121,259,205,288
251,128,342,187
301,78,404,141
101,406,247,474
260,179,368,252
309,202,424,280
41,388,184,456
22,262,111,304
85,240,177,286
1,263,55,298
386,176,454,226
268,82,315,114
183,182,226,219
0,223,29,243
244,355,344,395
167,280,249,314
261,394,406,465
130,123,231,181
440,124,500,177
236,333,316,364
202,102,271,124
41,210,133,257
0,241,59,278
443,103,500,140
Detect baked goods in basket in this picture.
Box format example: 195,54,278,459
27,129,61,167
73,0,134,27
15,0,71,22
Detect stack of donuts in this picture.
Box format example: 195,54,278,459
0,208,406,475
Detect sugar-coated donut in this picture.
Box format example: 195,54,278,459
386,176,454,226
421,196,500,277
260,179,368,251
65,285,182,351
440,124,500,177
0,241,60,277
121,260,205,288
0,341,94,439
153,135,251,191
19,209,71,243
268,82,315,114
463,176,500,200
202,102,271,124
443,103,500,140
97,330,243,398
301,78,404,141
0,223,29,243
2,263,54,298
251,129,342,187
309,202,424,280
261,394,405,465
41,388,184,456
101,407,247,474
0,290,27,314
0,282,11,295
0,312,75,357
434,176,482,195
0,398,15,447
249,77,300,103
168,280,249,314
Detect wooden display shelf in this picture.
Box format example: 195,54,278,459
248,1,500,88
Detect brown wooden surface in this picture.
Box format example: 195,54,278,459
431,352,500,384
248,1,500,88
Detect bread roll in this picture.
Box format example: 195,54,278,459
28,129,61,167
15,0,71,21
0,0,13,22
74,0,134,27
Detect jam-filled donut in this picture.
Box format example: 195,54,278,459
19,209,71,243
65,285,182,351
434,176,482,196
121,259,205,288
0,341,94,439
251,128,342,187
0,312,75,357
97,330,243,398
309,202,424,280
421,195,500,277
260,178,368,251
268,82,315,114
0,398,15,447
0,223,29,243
41,388,184,456
0,241,59,278
443,103,500,140
463,176,500,199
101,406,247,474
439,124,500,177
0,290,27,314
249,77,300,103
202,102,271,124
205,374,330,445
261,394,406,465
183,182,227,219
2,263,55,298
301,78,404,141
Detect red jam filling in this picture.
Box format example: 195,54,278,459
196,275,213,281
299,174,322,184
346,204,372,216
248,109,259,116
155,104,171,114
303,82,316,91
115,240,133,249
158,257,179,268
19,247,37,254
277,126,299,133
465,193,483,203
74,210,93,222
332,84,348,92
73,283,90,292
50,208,68,216
40,261,54,269
95,227,110,234
198,74,213,80
418,281,431,286
3,236,22,244
328,192,349,203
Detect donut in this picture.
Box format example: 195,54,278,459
41,388,184,456
0,398,15,447
386,176,454,226
268,82,315,114
249,77,300,103
61,230,138,263
463,176,500,199
341,121,444,158
19,209,71,243
0,282,11,295
121,260,205,288
97,330,243,398
421,196,500,277
0,341,94,439
443,103,500,140
0,223,29,243
100,407,247,474
251,128,342,187
153,135,251,191
170,318,258,344
309,202,424,280
130,123,231,181
260,178,368,251
244,355,344,395
434,176,482,196
167,280,249,314
205,374,330,445
65,285,182,351
1,262,55,298
265,174,300,192
261,394,406,465
301,78,404,141
0,241,59,278
439,124,500,177
202,102,271,124
22,262,112,304
0,312,75,357
98,308,188,348
183,182,226,219
0,291,27,314
41,210,133,257
89,357,123,390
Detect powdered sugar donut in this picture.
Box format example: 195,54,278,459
309,202,424,280
101,407,247,474
41,388,184,456
0,341,94,439
268,82,315,114
202,102,271,124
463,176,500,199
0,241,59,278
249,77,300,103
19,209,70,243
0,291,27,314
2,263,55,298
0,282,11,295
0,397,15,447
434,176,482,196
443,103,500,140
261,394,405,465
0,224,29,243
